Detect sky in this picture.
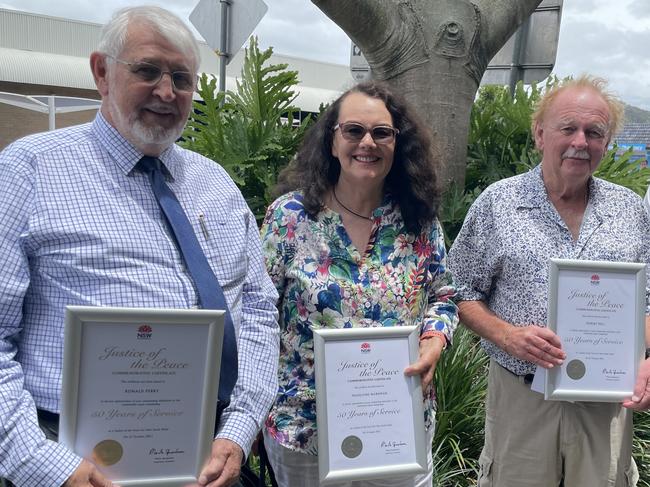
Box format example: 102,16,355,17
2,0,650,109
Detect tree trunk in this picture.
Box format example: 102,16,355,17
312,0,542,189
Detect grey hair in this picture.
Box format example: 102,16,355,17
532,75,625,139
97,6,200,71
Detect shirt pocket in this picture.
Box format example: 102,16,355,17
199,208,248,287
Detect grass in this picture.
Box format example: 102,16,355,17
432,325,488,486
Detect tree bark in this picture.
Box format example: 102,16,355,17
312,0,542,188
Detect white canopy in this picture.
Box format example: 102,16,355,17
0,91,101,130
0,46,340,114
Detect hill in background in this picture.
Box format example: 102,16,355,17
625,104,650,123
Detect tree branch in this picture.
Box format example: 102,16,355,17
475,0,543,60
311,0,393,49
311,0,429,80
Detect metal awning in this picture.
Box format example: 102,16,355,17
0,47,339,113
0,47,96,90
0,92,101,130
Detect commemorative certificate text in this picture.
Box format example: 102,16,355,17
314,326,426,484
546,259,645,402
60,307,224,486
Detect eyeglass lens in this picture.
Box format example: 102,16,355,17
340,123,396,143
130,62,195,92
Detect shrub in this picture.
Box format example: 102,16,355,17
433,326,489,486
181,37,312,221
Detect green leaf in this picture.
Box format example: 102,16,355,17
181,36,313,221
594,145,650,196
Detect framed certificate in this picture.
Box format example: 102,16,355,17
313,326,427,485
60,306,224,487
546,259,646,402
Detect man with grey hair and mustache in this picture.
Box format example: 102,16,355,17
449,75,650,486
0,5,279,487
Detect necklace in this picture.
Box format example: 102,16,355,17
332,187,373,221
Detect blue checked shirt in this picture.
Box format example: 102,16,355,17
0,113,279,486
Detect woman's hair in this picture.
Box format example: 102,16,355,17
97,6,200,73
275,80,440,233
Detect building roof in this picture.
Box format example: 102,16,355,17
616,123,650,145
0,47,96,91
0,8,351,112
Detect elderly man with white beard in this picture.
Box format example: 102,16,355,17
0,6,279,487
449,75,650,487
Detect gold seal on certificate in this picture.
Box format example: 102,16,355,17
545,259,646,402
341,435,363,458
314,326,427,485
566,359,586,380
92,439,123,466
60,306,225,486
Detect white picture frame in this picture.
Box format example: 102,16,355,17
546,259,646,402
313,326,427,485
59,306,224,486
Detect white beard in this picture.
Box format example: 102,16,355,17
107,97,185,149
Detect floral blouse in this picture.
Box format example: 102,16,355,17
260,191,458,454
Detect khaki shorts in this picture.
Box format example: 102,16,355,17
478,360,638,487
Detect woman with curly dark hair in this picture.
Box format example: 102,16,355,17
260,81,458,486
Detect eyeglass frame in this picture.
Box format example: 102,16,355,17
333,122,400,144
104,54,197,93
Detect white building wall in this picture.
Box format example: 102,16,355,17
0,7,354,148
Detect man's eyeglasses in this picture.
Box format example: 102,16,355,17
106,55,196,93
333,122,399,144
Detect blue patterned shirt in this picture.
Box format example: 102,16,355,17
0,113,279,486
449,165,650,376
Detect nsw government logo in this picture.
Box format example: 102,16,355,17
360,342,371,354
590,274,600,286
137,324,153,340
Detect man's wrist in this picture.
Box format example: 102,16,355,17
502,326,514,354
12,440,81,487
215,411,258,457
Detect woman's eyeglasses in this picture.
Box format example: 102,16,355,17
106,55,196,93
333,122,399,144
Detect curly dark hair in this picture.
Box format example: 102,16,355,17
274,80,440,233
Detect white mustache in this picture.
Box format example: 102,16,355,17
562,149,590,160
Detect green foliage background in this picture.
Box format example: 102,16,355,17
183,42,650,485
181,37,312,221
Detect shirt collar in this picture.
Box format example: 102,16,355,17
517,163,613,218
585,177,614,219
516,164,550,209
91,111,183,180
